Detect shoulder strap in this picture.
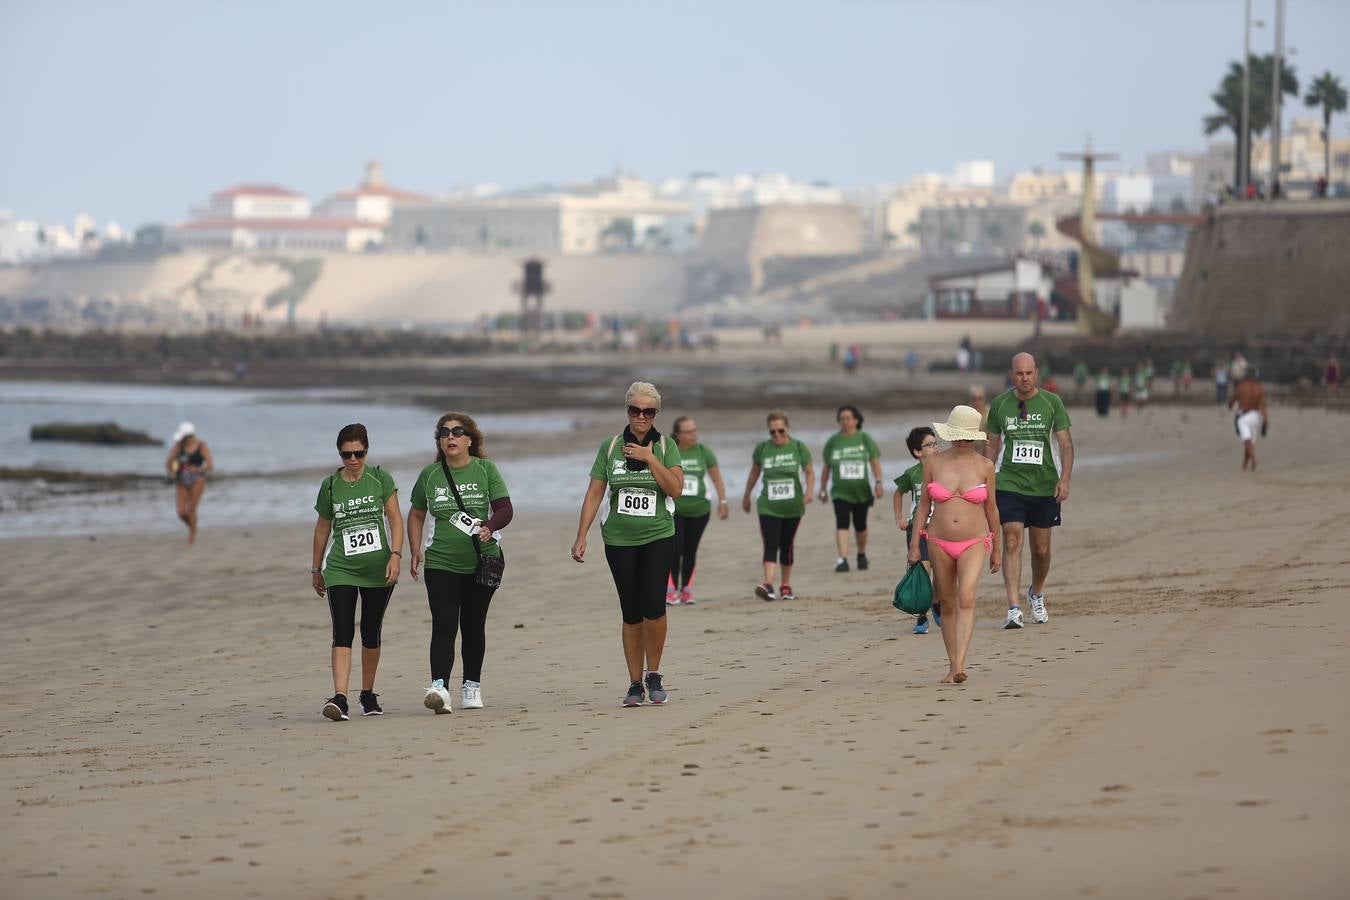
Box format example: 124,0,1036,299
608,435,621,457
439,457,483,558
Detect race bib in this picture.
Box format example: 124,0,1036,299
683,475,700,497
839,461,866,480
343,523,383,556
449,510,480,536
766,480,796,501
616,488,657,517
1010,441,1044,465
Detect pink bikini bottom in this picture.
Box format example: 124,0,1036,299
921,530,993,559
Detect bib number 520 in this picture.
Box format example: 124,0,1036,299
343,524,383,556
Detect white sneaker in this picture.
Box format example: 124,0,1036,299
1028,591,1049,624
460,681,484,709
1004,606,1024,629
424,679,452,714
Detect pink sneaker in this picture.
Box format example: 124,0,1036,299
666,588,681,606
680,587,694,605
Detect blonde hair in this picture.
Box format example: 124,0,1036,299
625,381,661,407
766,409,790,427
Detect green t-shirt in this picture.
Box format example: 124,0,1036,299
589,435,684,547
315,466,398,588
987,389,1071,497
753,438,812,519
674,443,719,517
410,457,508,574
823,430,880,504
893,460,927,528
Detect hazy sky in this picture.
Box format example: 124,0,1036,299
3,0,1348,227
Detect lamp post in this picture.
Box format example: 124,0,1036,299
1269,0,1286,200
1239,4,1266,197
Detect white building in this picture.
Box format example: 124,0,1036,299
1100,173,1153,213
315,160,430,226
926,257,1049,319
172,179,386,252
197,184,311,220
952,160,996,188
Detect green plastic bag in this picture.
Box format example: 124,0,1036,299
893,563,932,615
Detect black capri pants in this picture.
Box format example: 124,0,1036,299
758,515,801,565
423,568,497,685
671,512,710,588
327,584,394,649
832,499,871,532
605,536,673,625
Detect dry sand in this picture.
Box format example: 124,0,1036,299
3,402,1348,899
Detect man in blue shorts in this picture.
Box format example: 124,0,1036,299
985,352,1074,628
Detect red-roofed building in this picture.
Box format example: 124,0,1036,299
173,217,384,253
315,160,431,226
202,183,312,221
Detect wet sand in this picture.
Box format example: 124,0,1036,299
3,402,1348,899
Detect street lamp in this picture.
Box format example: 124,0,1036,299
1239,2,1266,196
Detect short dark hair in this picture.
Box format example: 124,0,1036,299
836,405,864,428
905,426,936,458
336,423,369,449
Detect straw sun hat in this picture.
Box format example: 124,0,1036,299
933,405,986,442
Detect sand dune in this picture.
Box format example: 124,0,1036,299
2,403,1347,899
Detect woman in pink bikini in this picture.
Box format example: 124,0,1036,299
908,405,1002,684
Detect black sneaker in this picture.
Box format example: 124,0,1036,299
358,691,383,716
322,693,349,721
644,672,667,705
834,557,850,573
857,553,870,571
755,582,777,601
623,681,645,707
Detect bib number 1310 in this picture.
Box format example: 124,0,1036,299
1010,441,1044,465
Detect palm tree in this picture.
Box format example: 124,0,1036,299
1204,55,1299,189
1304,72,1348,184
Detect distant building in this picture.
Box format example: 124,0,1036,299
198,184,311,221
1100,173,1153,214
315,160,431,226
952,160,996,188
918,204,1025,256
926,258,1049,319
1193,117,1350,203
389,178,692,255
172,179,385,252
881,177,994,251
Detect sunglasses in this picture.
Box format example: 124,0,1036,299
435,425,468,439
339,449,367,460
627,406,659,419
1018,400,1028,421
769,428,787,436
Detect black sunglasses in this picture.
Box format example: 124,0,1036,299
435,425,468,439
339,449,367,460
627,406,659,419
769,427,787,436
1018,400,1028,421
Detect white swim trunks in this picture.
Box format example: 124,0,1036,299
1236,409,1263,442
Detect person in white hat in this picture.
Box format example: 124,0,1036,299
164,421,212,545
908,405,1001,684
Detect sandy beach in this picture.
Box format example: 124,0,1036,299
3,399,1348,899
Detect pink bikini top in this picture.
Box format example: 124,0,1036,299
927,482,988,504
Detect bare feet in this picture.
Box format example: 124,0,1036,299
953,671,968,684
940,671,957,684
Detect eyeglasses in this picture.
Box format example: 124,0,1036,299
769,428,787,436
339,449,367,460
435,425,468,439
627,406,659,419
920,441,938,450
1017,400,1028,421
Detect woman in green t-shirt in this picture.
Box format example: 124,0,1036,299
666,415,729,605
310,423,404,722
817,405,883,573
572,382,684,708
408,412,512,715
742,409,814,602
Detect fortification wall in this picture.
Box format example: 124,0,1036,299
1171,200,1350,337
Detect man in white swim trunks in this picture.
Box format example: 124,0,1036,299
1227,370,1268,471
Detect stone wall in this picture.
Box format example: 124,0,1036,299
1171,200,1350,338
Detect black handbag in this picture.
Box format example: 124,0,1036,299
439,458,505,589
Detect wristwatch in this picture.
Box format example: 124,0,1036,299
310,566,321,574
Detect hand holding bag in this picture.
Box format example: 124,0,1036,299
893,562,932,616
439,458,505,589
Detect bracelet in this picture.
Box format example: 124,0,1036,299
390,550,403,557
310,566,321,574
718,499,728,504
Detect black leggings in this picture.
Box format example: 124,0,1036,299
605,537,673,625
327,584,394,649
832,499,870,532
758,515,801,565
670,513,710,588
423,568,496,684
